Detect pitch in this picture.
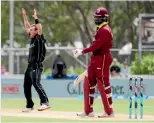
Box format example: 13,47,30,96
2,98,154,122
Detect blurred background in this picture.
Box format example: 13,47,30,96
1,1,154,77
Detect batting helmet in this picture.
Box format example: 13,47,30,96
94,7,109,25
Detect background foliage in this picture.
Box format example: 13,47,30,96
2,1,154,74
2,1,154,47
131,53,154,74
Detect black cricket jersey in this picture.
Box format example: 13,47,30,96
28,34,46,64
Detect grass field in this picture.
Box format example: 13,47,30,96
1,98,154,122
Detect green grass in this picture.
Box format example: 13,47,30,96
2,116,75,122
2,116,101,122
2,116,154,122
1,98,154,122
2,98,154,115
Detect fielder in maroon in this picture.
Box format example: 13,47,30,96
73,7,114,118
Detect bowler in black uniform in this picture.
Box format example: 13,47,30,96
22,8,50,112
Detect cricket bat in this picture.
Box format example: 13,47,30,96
73,70,87,86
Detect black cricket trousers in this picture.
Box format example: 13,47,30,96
24,63,49,108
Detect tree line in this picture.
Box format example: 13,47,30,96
2,1,154,48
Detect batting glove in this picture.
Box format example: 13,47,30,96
73,49,83,58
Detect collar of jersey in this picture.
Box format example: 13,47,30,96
97,22,108,29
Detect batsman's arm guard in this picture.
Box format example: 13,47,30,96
73,70,87,86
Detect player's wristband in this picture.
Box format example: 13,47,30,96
35,19,39,24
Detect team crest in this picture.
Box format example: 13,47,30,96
96,9,100,13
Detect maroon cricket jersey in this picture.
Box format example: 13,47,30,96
82,22,113,55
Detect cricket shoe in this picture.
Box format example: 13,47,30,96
22,107,35,112
38,103,50,111
77,112,95,117
98,112,115,118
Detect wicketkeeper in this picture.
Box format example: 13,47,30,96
73,7,114,118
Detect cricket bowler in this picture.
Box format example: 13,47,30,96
73,7,114,118
22,8,50,112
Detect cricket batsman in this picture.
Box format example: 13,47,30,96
73,7,114,118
